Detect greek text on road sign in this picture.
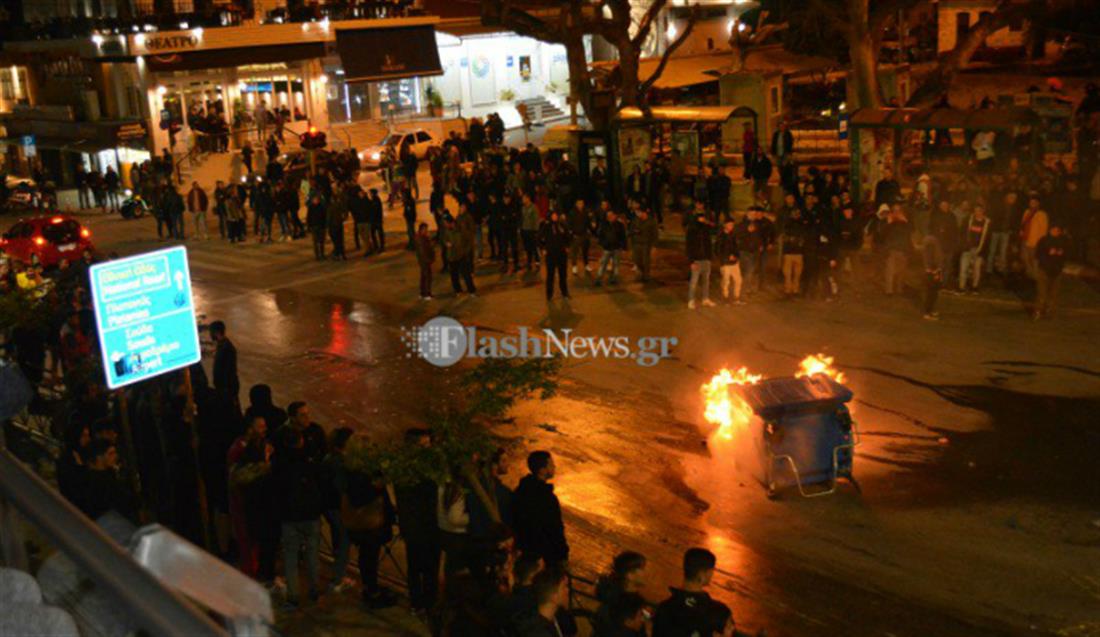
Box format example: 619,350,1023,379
89,246,201,390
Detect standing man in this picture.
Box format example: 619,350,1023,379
209,320,240,414
1019,194,1049,280
781,208,808,296
165,185,186,240
306,191,327,260
593,209,627,287
445,204,477,296
653,548,734,637
186,181,209,240
1033,224,1070,320
520,193,541,271
958,203,991,293
629,207,658,283
393,429,440,617
705,166,732,221
415,222,435,301
736,207,771,295
567,199,594,275
214,180,228,239
512,451,569,567
348,184,367,252
715,219,743,304
771,120,796,194
75,163,91,210
686,210,717,309
402,187,418,251
367,188,385,254
921,229,945,321
327,184,348,261
539,209,572,302
104,166,121,212
987,190,1018,275
883,204,912,296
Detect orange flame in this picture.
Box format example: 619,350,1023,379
795,353,846,384
702,367,762,441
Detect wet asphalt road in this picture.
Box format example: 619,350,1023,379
72,196,1100,637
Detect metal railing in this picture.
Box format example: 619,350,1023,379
0,446,227,637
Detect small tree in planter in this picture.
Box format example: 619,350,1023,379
499,88,516,105
425,85,445,117
346,357,561,523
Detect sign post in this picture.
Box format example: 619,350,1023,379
88,247,202,525
21,135,36,158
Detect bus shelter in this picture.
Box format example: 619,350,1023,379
613,104,757,207
849,106,1041,205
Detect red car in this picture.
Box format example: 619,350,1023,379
0,215,94,268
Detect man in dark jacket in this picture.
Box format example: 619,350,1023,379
394,429,440,614
306,191,327,260
705,166,732,221
883,204,912,295
1033,224,1070,320
512,451,568,566
210,320,240,414
539,210,572,301
714,219,743,304
653,548,734,637
349,185,368,252
272,428,324,607
415,222,435,300
686,210,716,309
594,210,627,286
567,199,595,274
367,188,385,253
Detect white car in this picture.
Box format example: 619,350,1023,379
360,129,438,169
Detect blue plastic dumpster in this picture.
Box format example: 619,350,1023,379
737,374,860,498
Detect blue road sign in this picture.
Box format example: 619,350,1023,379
88,246,201,390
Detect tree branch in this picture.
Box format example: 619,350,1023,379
639,4,700,94
632,0,668,48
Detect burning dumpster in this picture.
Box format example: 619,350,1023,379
736,374,860,498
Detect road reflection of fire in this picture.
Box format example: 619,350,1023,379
702,367,762,441
795,354,846,384
702,355,846,442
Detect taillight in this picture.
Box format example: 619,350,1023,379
51,216,63,224
80,228,91,238
33,236,45,246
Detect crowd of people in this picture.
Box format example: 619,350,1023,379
0,249,741,635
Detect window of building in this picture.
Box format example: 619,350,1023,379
1,67,29,102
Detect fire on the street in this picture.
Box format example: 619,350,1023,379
702,355,846,441
795,354,846,384
702,367,762,441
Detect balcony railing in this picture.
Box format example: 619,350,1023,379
0,1,420,42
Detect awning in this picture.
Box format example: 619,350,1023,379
616,105,756,124
336,25,443,83
144,43,325,72
608,54,727,89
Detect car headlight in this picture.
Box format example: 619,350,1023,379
371,152,380,161
124,189,133,196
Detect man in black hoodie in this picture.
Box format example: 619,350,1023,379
512,451,569,566
539,210,573,301
1033,224,1071,320
594,210,628,287
653,548,734,637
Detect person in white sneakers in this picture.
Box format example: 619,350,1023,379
685,209,717,309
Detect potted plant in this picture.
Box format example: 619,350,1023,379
499,88,516,105
545,81,559,95
425,85,444,117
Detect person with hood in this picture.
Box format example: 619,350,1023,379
512,451,569,566
652,548,734,637
686,210,717,309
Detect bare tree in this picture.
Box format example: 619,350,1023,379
481,0,700,129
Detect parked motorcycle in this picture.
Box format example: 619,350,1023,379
119,191,148,220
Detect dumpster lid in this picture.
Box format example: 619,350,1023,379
736,375,852,418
